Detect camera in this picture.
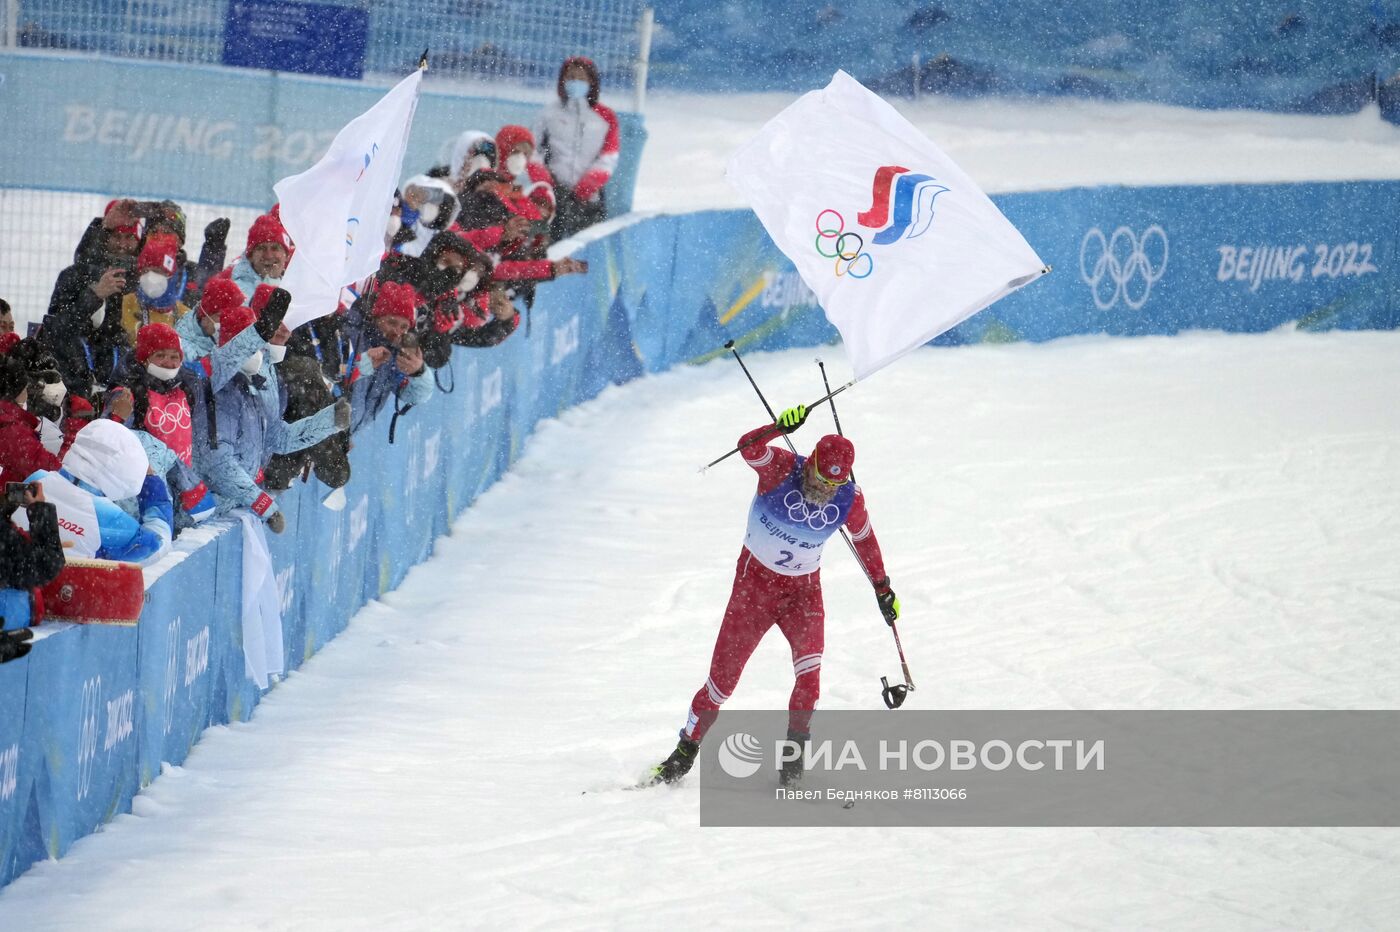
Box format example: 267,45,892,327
4,481,35,506
129,199,165,219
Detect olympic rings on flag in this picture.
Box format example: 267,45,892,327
813,209,873,279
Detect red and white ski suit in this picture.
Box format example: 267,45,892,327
682,423,887,743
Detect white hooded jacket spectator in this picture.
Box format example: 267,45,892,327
535,56,620,202
441,130,497,192
19,418,173,566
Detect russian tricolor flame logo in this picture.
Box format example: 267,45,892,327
858,165,949,245
814,165,950,280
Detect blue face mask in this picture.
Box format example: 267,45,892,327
564,79,590,101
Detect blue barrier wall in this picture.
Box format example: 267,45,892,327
0,51,646,213
649,0,1387,116
2,179,1397,887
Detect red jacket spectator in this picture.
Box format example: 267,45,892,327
495,124,555,192
0,358,62,482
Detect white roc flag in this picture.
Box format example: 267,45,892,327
274,68,423,330
727,70,1047,380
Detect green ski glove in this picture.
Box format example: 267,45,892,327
777,404,807,434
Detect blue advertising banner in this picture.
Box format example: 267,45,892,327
0,661,29,883
2,179,1397,890
19,625,141,865
223,0,369,81
952,182,1400,345
136,542,221,786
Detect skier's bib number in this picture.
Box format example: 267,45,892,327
744,508,827,577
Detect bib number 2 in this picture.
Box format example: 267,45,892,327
775,550,804,570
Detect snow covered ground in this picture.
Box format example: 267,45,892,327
2,331,1399,929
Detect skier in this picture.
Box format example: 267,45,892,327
650,404,900,787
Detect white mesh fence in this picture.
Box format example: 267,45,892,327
0,189,264,332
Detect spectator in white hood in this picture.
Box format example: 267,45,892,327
20,418,174,566
397,175,460,258
441,130,498,195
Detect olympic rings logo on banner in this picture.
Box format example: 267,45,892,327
77,675,101,801
1079,225,1169,310
814,209,874,279
163,617,181,735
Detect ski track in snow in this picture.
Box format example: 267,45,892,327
2,331,1399,929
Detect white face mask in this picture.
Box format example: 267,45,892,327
418,202,440,225
457,270,481,295
386,214,402,238
146,362,180,381
464,155,491,177
42,381,67,405
266,343,287,364
241,351,264,376
139,271,170,299
506,153,527,176
90,307,105,327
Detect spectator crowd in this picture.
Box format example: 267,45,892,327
0,57,621,653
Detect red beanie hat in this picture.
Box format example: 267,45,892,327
0,332,20,356
810,434,855,484
246,213,291,253
199,277,244,320
67,396,95,422
371,282,419,325
495,125,536,162
250,283,276,316
135,323,182,364
218,305,256,347
137,233,181,275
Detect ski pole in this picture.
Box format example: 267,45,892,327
816,356,845,439
700,376,855,472
727,340,779,423
817,356,915,706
